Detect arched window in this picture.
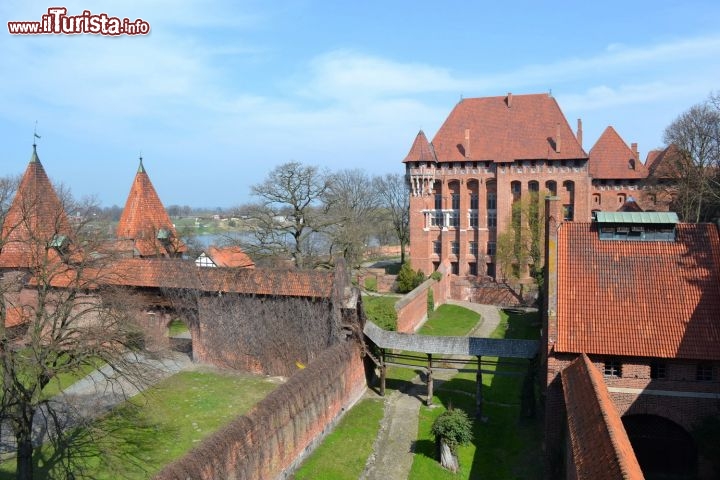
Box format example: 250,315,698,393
545,180,557,196
593,193,601,205
628,159,636,170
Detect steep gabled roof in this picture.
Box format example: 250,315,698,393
562,354,645,480
430,93,586,163
588,126,647,180
0,145,70,268
116,159,185,256
402,130,436,163
556,222,720,359
646,144,685,180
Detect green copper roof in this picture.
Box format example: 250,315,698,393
138,156,145,173
595,211,679,224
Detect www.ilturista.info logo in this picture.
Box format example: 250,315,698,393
8,7,150,35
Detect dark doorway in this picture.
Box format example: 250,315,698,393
622,414,697,479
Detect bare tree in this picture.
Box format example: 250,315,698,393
324,169,381,268
0,174,162,479
660,94,720,222
249,162,332,268
374,173,410,264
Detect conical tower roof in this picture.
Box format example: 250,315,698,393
402,130,436,163
0,145,70,268
116,158,185,256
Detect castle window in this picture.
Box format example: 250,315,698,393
448,211,459,227
628,159,635,170
451,262,459,275
434,193,442,210
488,211,497,229
618,193,626,205
470,194,479,210
650,361,667,380
487,241,496,255
593,193,601,205
433,241,441,255
487,192,497,210
469,211,478,228
431,211,443,227
469,262,477,276
451,242,459,255
603,359,622,378
469,241,478,256
697,363,714,382
451,194,460,210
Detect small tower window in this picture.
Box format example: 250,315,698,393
628,159,635,170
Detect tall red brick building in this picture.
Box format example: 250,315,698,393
403,93,672,279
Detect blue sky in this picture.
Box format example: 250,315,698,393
1,0,719,208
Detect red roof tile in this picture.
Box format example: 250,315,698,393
0,148,70,268
556,222,720,360
562,354,645,480
646,144,685,180
116,161,185,256
402,130,436,163
44,258,334,298
205,246,255,268
430,93,586,163
588,126,647,180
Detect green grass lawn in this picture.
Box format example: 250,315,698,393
293,398,384,480
418,304,480,336
409,309,542,480
0,369,279,479
362,295,398,331
167,319,189,336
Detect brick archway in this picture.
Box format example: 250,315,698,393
622,414,697,479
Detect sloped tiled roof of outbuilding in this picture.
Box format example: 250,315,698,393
645,144,685,180
556,222,720,360
0,146,71,268
205,246,255,268
588,126,647,180
430,93,586,163
562,354,645,480
402,130,436,163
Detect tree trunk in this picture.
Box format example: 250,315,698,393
400,242,406,265
16,424,34,480
439,440,459,473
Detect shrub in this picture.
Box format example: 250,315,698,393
427,289,434,314
363,296,397,331
430,408,473,454
396,262,425,293
430,271,442,281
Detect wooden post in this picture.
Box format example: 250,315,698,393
380,348,386,397
427,353,433,406
475,355,483,419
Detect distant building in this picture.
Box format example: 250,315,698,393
195,245,255,268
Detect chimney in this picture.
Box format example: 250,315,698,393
464,129,471,158
576,119,583,149
631,142,639,160
555,123,562,153
506,92,512,108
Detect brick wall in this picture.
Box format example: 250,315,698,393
395,265,450,333
154,341,367,480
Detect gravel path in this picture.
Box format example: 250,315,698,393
360,302,502,480
0,351,192,453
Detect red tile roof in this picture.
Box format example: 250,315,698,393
562,354,645,480
44,258,334,298
556,222,720,359
429,93,586,163
588,126,647,180
116,160,185,256
205,246,255,268
402,130,436,163
646,144,685,180
0,147,70,268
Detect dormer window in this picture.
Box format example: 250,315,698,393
49,234,70,255
628,159,635,170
